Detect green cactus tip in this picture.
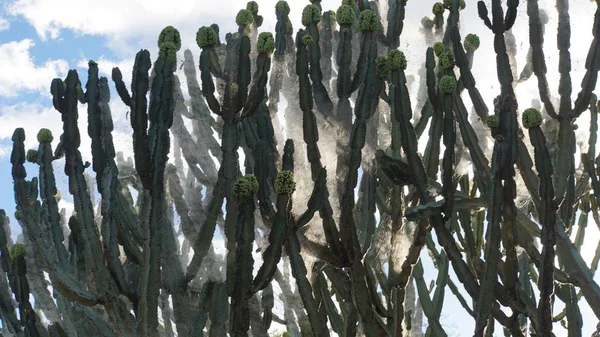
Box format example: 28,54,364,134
257,32,275,54
302,34,314,45
522,108,543,129
275,1,290,14
301,4,321,26
388,50,407,71
485,116,500,129
421,17,434,29
443,0,465,9
159,41,178,63
246,1,259,15
438,75,457,94
336,5,355,26
236,9,255,27
37,128,53,143
357,9,378,33
26,149,38,163
158,26,182,51
196,26,218,48
464,33,480,51
438,51,454,70
375,55,390,79
234,174,259,198
10,244,26,259
285,19,293,34
274,171,296,195
433,2,445,15
433,42,445,57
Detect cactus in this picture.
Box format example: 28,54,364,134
3,1,600,337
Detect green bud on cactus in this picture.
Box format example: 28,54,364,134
274,171,296,195
336,5,356,26
388,50,407,71
421,17,434,29
433,42,445,57
257,32,275,54
464,33,480,51
433,2,445,15
485,116,500,129
438,51,454,70
10,244,26,259
285,19,293,34
439,75,457,94
234,174,259,197
442,0,465,9
158,26,182,52
14,210,22,220
522,108,543,129
26,149,38,163
159,42,178,63
375,55,390,79
302,34,314,45
196,26,219,48
246,1,259,15
302,5,321,26
357,10,378,32
37,128,54,143
236,9,255,27
275,1,290,14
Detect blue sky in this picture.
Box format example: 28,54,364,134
1,0,600,335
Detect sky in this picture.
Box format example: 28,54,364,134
1,0,600,336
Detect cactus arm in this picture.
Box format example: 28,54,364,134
199,48,223,116
386,0,406,49
526,112,556,335
112,50,153,189
556,0,573,118
252,142,294,292
229,175,257,337
412,260,448,337
303,5,334,115
295,29,346,264
36,133,70,271
285,229,330,337
573,4,600,117
525,0,559,119
584,97,600,198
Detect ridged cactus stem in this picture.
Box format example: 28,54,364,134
285,227,330,337
112,50,153,190
525,108,556,335
252,141,294,292
385,0,407,49
231,175,258,337
572,4,600,117
296,29,346,265
302,4,334,116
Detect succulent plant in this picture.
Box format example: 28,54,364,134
522,108,543,129
438,75,456,94
234,174,259,197
274,171,296,195
37,128,53,143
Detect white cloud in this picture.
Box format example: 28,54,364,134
0,39,69,97
0,102,63,151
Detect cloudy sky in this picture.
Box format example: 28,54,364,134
1,0,600,335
